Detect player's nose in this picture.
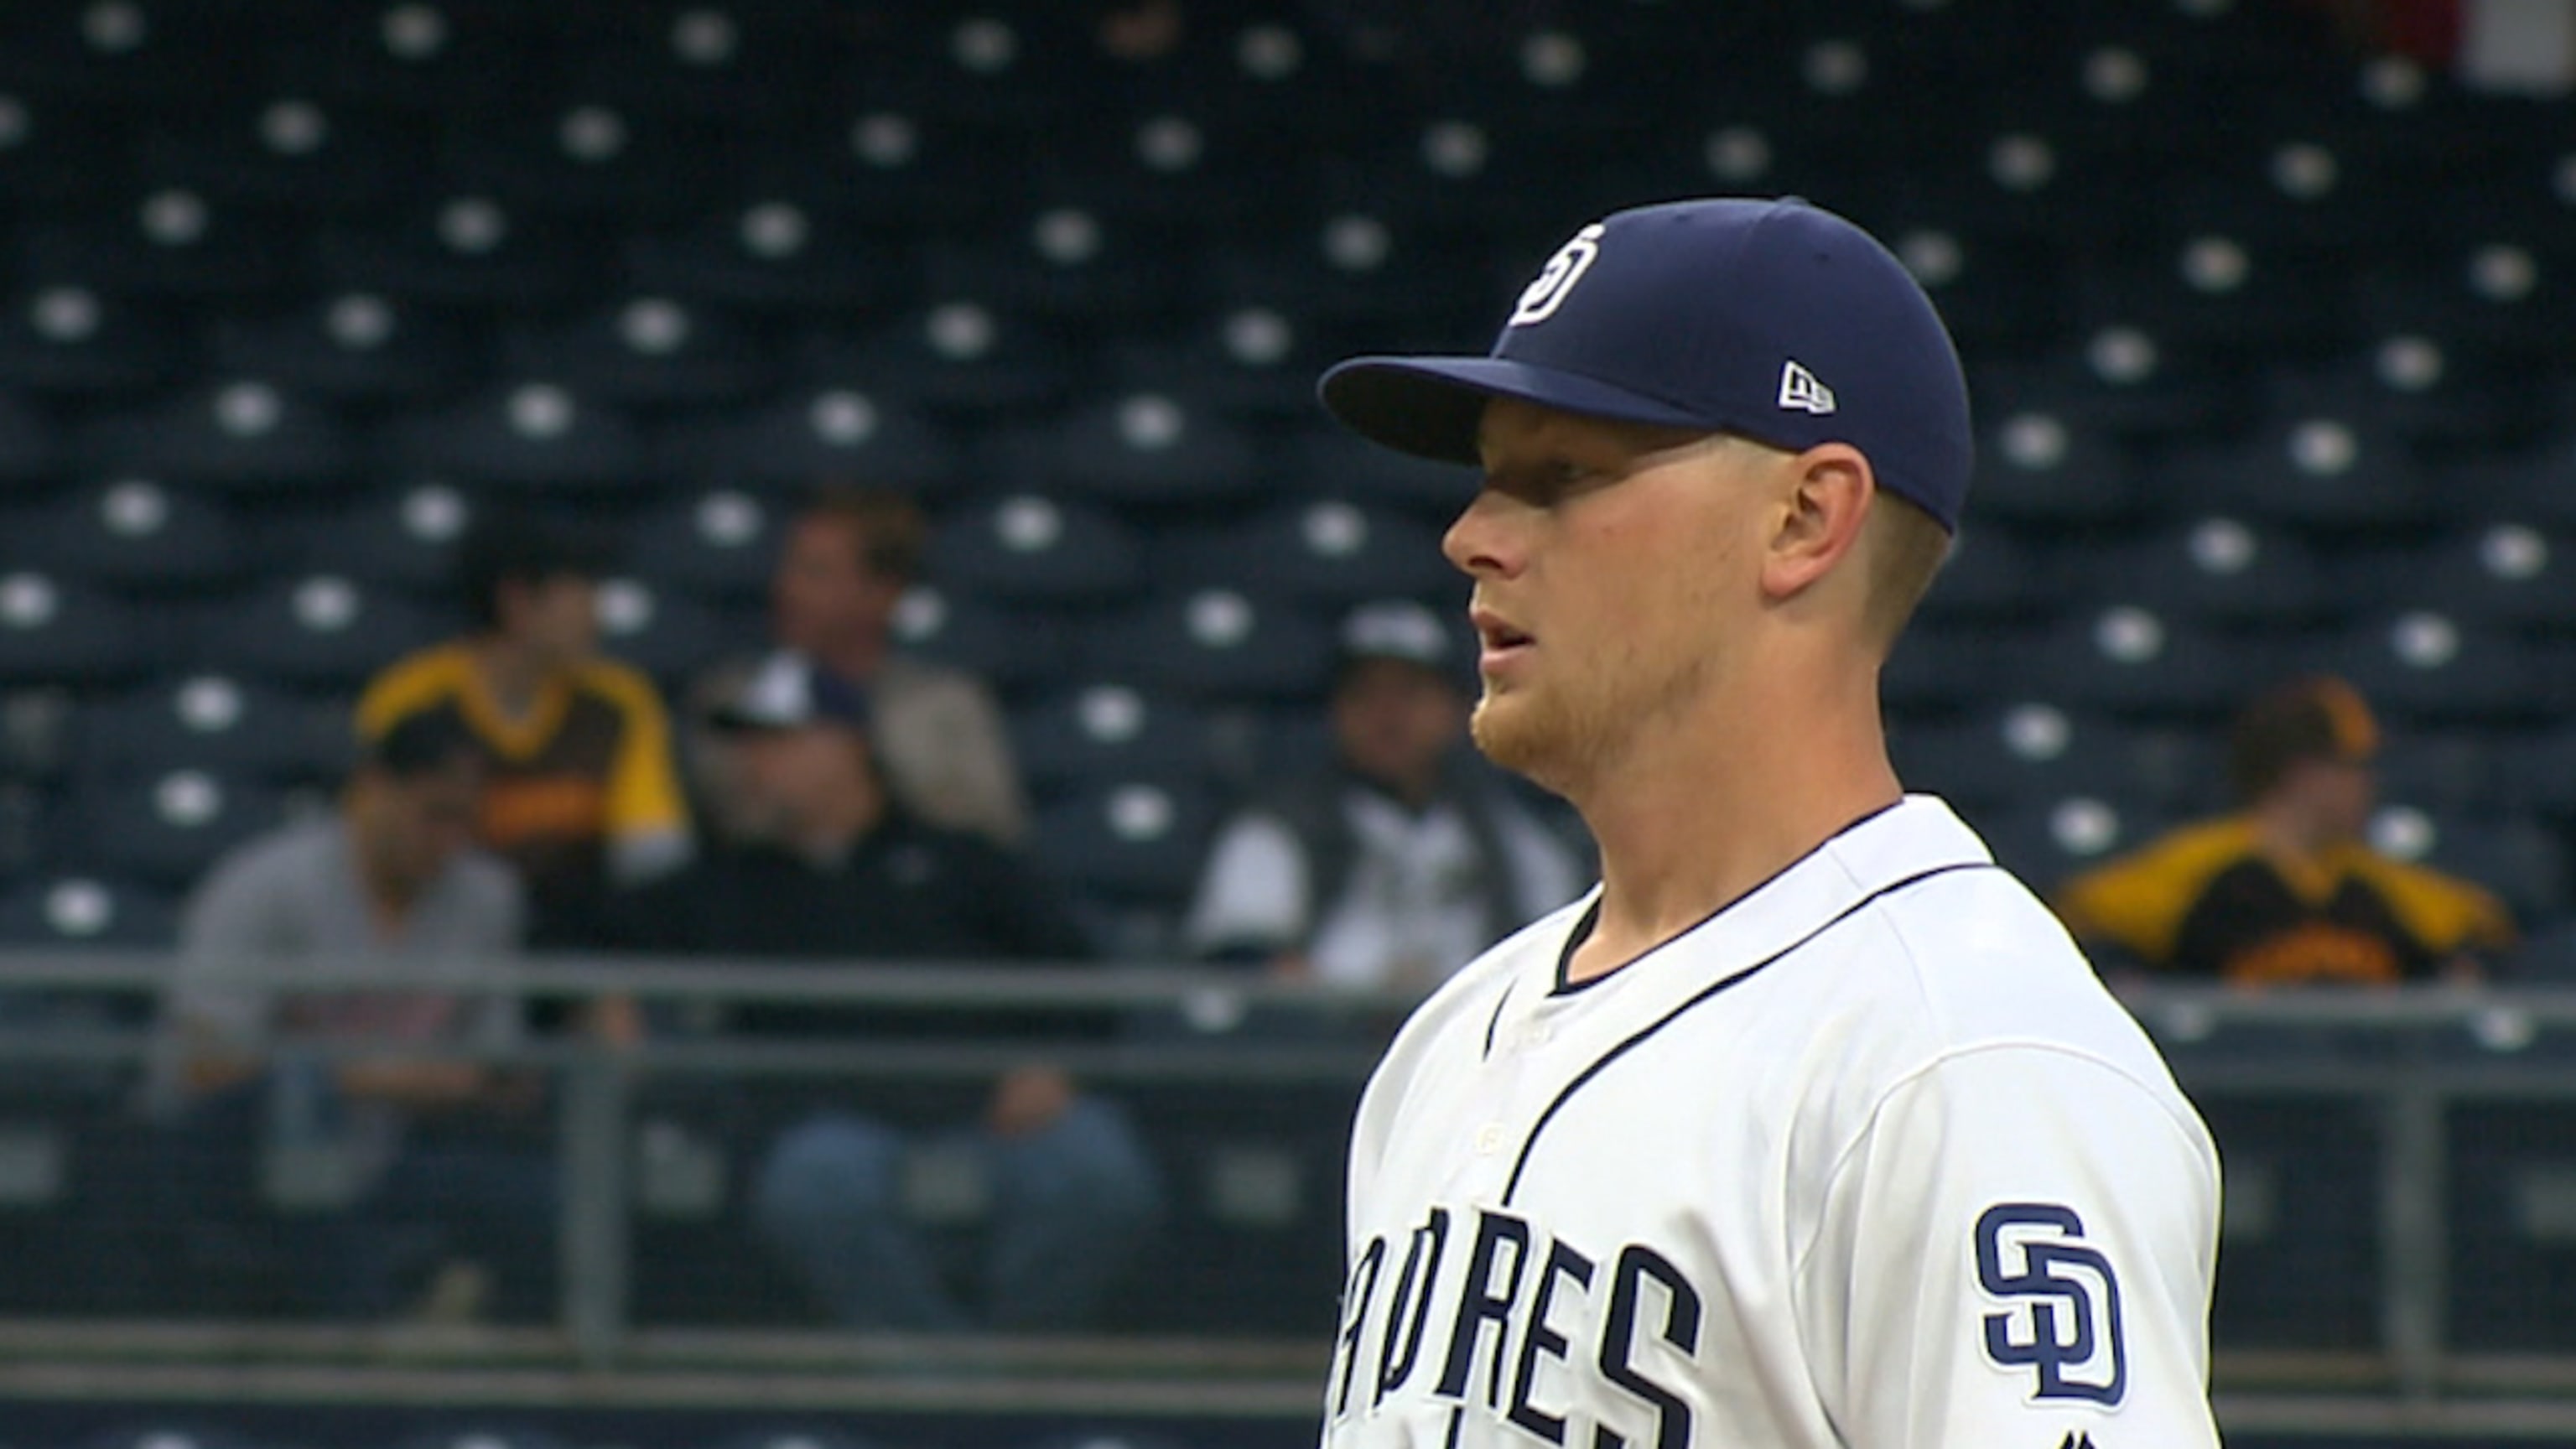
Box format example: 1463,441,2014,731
1442,490,1525,579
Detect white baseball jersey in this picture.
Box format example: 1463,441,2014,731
1322,795,2220,1449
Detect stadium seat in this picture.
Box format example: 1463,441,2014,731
0,874,177,949
1893,704,2146,818
1029,392,1262,507
2442,429,2576,531
1281,425,1476,518
1101,306,1327,423
76,379,352,492
1029,776,1216,908
299,482,475,600
885,585,1071,696
2266,341,2526,450
1971,792,2162,896
2089,516,2334,626
82,675,351,787
379,381,647,493
660,383,958,494
929,494,1145,607
2410,522,2573,631
1010,683,1208,805
623,202,906,313
2164,413,2420,529
293,1,538,114
315,201,583,309
0,573,143,684
201,574,444,692
501,297,773,407
394,1426,569,1449
210,293,470,402
2028,605,2256,717
1161,501,1456,609
1965,404,2139,524
19,201,296,301
2372,731,2501,819
1914,527,2051,624
824,304,1069,419
68,768,284,891
2360,242,2562,359
595,578,740,687
2325,610,2547,724
2365,806,2568,928
439,103,719,221
924,210,1183,326
624,489,783,606
135,94,417,215
1082,589,1336,704
0,387,58,482
1879,622,2005,719
34,478,254,593
0,283,181,397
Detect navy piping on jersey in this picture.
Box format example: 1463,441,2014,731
1549,797,1908,997
1501,860,1998,1205
1483,978,1519,1057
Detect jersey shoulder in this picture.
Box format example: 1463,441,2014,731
1860,863,2201,1124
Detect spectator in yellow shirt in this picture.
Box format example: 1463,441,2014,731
357,511,691,953
2057,677,2511,988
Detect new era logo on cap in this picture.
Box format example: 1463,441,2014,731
1778,360,1836,415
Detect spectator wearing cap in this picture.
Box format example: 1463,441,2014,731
2058,677,2512,988
151,712,553,1321
357,510,692,955
731,486,1027,847
609,654,1159,1332
1183,600,1588,995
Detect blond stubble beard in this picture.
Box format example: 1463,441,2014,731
1468,637,1720,801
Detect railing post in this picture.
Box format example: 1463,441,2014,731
558,1044,630,1369
2379,1079,2448,1401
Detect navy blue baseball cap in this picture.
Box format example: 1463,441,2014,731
1317,196,1975,532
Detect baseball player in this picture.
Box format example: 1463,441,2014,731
1308,198,2221,1447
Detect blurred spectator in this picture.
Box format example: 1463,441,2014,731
357,510,691,954
1184,600,1587,995
749,486,1028,846
612,655,1157,1332
2058,676,2514,987
151,713,552,1321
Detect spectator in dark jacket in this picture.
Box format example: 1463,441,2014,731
614,654,1156,1332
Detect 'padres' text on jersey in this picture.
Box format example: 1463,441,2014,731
1324,797,2220,1448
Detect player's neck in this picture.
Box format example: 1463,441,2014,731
1564,674,1901,984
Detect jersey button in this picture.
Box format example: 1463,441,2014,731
1474,1122,1505,1156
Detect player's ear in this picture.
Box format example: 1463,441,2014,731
1758,444,1875,603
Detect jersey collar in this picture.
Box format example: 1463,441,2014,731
1543,794,1994,1000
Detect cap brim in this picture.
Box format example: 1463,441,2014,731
1317,356,1716,465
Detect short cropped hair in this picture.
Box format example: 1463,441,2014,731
802,486,928,585
1860,492,1952,657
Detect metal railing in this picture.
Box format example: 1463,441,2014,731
5,952,2576,1409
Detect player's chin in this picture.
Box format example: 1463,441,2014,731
1469,694,1556,778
